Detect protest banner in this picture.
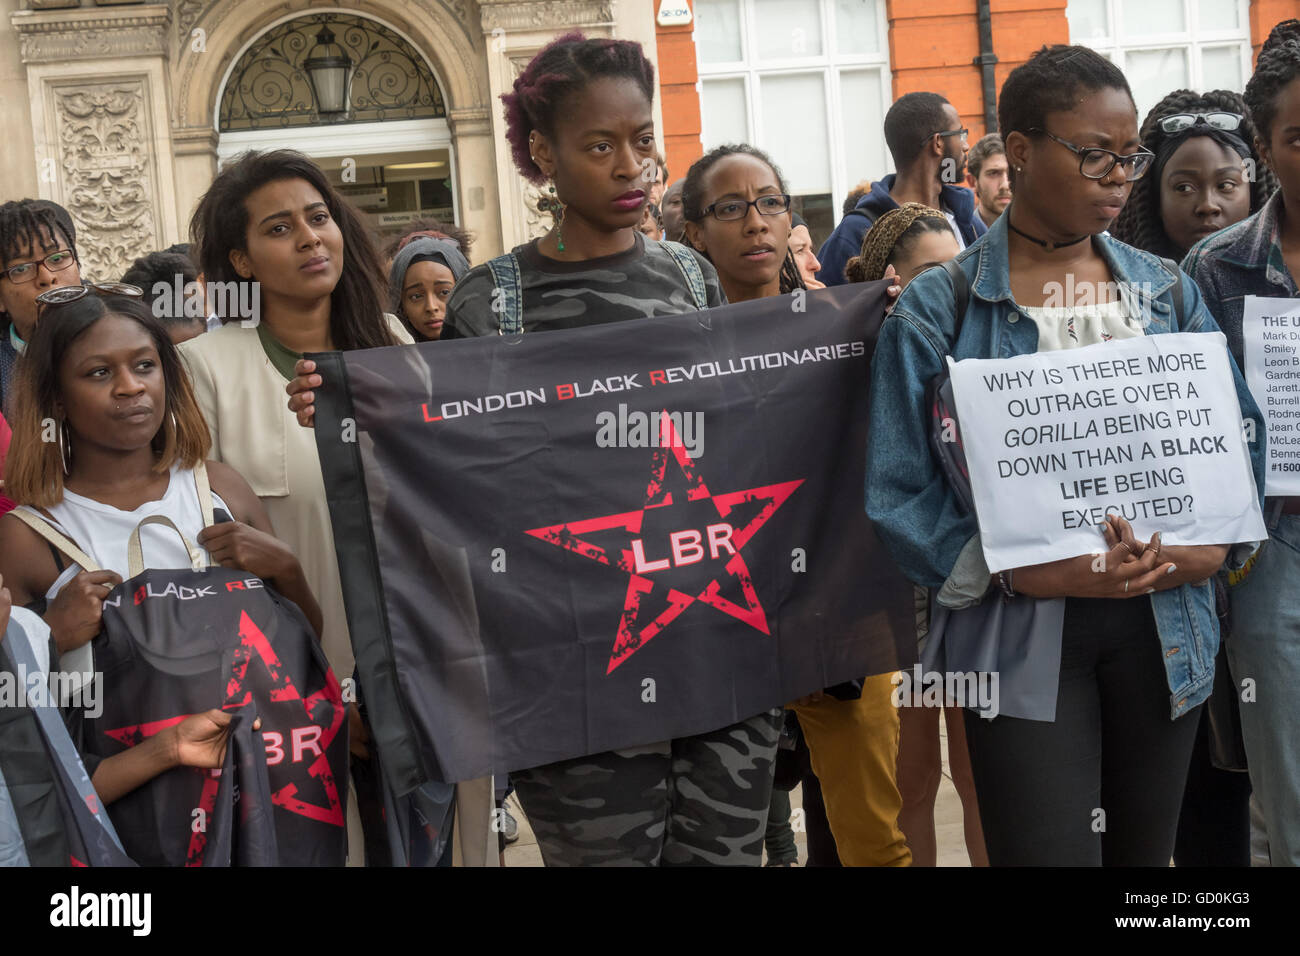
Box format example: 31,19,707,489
310,283,915,791
1243,294,1300,495
948,331,1265,573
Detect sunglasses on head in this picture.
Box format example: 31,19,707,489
35,281,144,311
1157,112,1243,134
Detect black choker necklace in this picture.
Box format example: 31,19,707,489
1007,218,1088,251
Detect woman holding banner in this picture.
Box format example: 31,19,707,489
289,34,799,868
866,44,1266,866
681,145,912,867
1182,19,1300,866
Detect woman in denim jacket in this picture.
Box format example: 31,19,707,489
866,45,1266,866
1182,19,1300,866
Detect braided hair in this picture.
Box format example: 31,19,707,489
1111,90,1273,258
844,204,951,283
682,143,804,294
500,32,656,186
1246,20,1300,144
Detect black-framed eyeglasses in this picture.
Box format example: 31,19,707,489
1157,111,1243,134
934,127,969,147
2,249,77,285
1029,128,1155,181
35,281,143,312
699,193,792,222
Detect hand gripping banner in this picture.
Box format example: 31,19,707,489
312,282,915,791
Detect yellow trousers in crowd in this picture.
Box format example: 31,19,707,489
791,671,911,866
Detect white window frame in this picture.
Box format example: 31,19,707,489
694,0,892,225
1067,0,1253,94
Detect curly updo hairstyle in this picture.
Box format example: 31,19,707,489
1111,89,1274,258
500,32,656,186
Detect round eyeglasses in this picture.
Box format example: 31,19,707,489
1158,112,1243,134
699,194,792,222
1029,128,1155,181
2,249,77,285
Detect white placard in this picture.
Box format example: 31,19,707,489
1243,294,1300,495
948,332,1266,572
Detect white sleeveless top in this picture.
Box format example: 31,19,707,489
1021,298,1146,352
17,464,229,691
23,464,229,597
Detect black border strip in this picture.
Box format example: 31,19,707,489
308,350,428,796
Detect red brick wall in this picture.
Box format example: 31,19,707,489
1252,0,1300,60
654,0,704,185
885,0,1069,138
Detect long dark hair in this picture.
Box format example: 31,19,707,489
6,295,210,508
190,149,398,351
1111,89,1273,258
682,143,804,294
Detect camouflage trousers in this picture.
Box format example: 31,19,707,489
512,708,784,866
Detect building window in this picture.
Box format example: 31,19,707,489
694,0,891,242
1067,0,1252,121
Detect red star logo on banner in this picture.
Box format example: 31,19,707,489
526,411,802,673
102,610,344,866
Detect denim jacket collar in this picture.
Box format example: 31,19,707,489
966,208,1179,333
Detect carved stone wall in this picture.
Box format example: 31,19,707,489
12,4,178,277
52,80,158,278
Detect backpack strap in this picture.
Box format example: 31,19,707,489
1158,257,1186,327
8,507,99,573
192,459,216,529
941,259,970,349
485,253,525,336
126,515,204,578
659,239,709,310
843,207,875,227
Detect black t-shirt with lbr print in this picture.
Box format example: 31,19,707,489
442,233,726,338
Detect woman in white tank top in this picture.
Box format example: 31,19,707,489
0,291,320,640
0,290,322,805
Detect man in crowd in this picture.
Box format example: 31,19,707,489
816,92,987,286
966,132,1011,228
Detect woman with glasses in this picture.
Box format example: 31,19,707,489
0,199,81,412
866,44,1265,865
680,144,914,869
1112,89,1272,869
1183,19,1300,867
680,144,802,303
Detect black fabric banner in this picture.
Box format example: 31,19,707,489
313,281,915,790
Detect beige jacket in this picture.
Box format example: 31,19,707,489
180,319,497,867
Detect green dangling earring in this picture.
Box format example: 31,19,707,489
550,184,565,253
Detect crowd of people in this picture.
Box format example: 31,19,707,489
2,19,1300,867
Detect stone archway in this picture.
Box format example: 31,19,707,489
170,0,498,253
